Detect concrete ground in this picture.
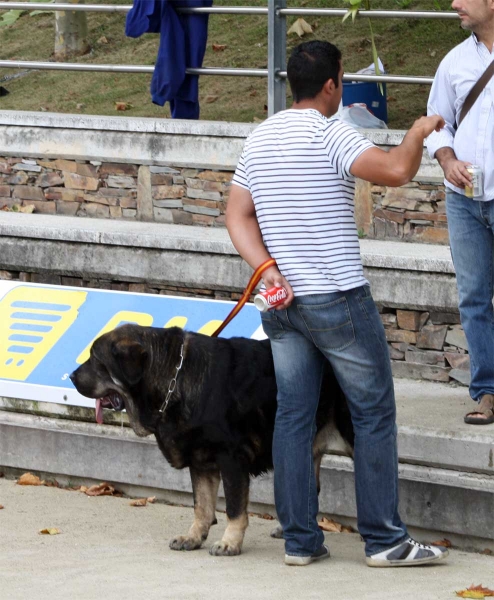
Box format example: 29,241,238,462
0,477,492,600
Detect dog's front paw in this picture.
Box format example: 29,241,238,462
209,540,242,556
270,524,283,539
169,535,203,551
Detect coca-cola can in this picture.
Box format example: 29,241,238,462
254,286,288,312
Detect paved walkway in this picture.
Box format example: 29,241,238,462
0,477,492,600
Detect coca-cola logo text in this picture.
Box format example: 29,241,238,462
266,287,287,305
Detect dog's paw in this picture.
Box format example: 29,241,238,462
208,541,242,556
270,524,283,539
169,535,202,551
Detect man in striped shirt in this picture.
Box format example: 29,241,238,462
226,41,447,567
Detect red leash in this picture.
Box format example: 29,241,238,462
211,258,276,338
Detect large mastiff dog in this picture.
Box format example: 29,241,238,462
70,324,354,556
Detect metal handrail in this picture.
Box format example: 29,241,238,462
0,60,434,85
0,3,458,19
0,2,457,115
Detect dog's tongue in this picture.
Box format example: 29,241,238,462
95,398,104,424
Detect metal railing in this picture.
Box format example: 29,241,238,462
0,2,459,115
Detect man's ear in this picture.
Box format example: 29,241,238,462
111,339,148,386
322,78,336,97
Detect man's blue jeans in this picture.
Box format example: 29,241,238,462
260,285,407,557
446,190,494,401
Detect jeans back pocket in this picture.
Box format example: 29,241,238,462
298,296,355,352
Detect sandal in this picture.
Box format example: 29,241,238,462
464,394,494,425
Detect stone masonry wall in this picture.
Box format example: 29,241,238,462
0,157,231,227
0,266,470,388
0,156,450,243
380,306,469,387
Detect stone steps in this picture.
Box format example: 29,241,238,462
1,378,493,551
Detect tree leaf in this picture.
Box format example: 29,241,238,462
0,10,25,27
17,472,44,486
39,528,61,535
84,482,117,496
287,18,313,37
130,498,147,507
456,585,494,598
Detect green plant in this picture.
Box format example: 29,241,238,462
0,0,53,28
343,0,383,93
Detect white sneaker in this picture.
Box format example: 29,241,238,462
285,544,330,566
366,537,449,567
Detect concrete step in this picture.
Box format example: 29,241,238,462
1,378,493,551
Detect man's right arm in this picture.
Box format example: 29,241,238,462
434,147,471,189
350,115,445,186
426,53,472,188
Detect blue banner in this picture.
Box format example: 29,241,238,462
0,282,264,407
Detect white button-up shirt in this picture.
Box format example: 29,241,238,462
427,34,494,201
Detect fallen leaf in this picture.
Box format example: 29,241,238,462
147,496,157,504
44,480,60,488
98,36,108,44
84,482,117,497
212,43,226,51
204,95,218,104
115,101,133,111
130,498,147,507
0,505,4,509
456,584,494,598
39,528,61,535
249,90,258,97
287,17,313,38
17,473,44,486
79,486,88,493
19,204,35,214
431,538,452,548
318,517,342,533
482,549,493,555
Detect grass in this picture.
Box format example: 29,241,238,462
0,0,468,127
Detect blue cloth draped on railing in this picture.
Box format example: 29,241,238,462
125,0,213,119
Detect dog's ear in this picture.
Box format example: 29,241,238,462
111,339,148,386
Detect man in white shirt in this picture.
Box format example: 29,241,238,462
226,40,448,567
427,0,494,426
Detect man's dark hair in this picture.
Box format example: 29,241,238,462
287,40,342,103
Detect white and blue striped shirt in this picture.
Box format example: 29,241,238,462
232,108,374,296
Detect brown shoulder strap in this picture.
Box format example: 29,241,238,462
458,60,494,128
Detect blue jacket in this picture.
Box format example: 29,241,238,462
125,0,212,119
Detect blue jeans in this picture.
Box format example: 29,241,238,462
446,190,494,401
261,285,407,557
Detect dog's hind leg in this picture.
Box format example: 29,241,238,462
209,456,250,557
169,467,220,551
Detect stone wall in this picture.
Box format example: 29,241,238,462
370,182,449,245
0,157,230,227
379,307,469,386
0,156,451,244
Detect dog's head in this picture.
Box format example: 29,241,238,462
70,324,153,437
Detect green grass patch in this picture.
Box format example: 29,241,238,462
0,0,468,127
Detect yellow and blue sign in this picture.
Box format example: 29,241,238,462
0,281,264,408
